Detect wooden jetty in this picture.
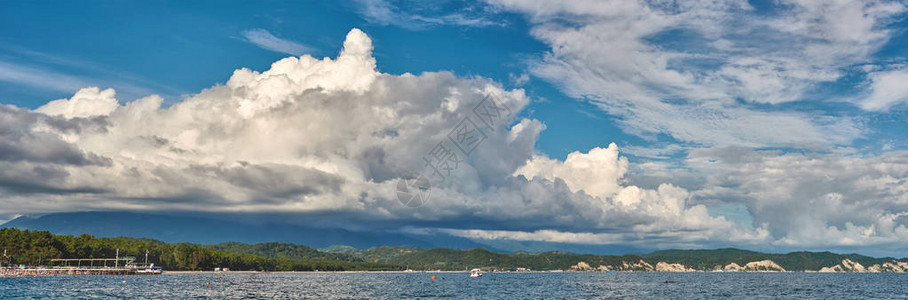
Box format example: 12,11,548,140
1,249,162,277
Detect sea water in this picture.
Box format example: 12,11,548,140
2,272,907,299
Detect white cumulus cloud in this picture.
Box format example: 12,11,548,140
516,144,627,199
685,147,908,251
0,28,756,250
36,87,119,119
6,27,907,253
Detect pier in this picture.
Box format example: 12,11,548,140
1,249,162,277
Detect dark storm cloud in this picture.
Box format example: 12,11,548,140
0,105,111,166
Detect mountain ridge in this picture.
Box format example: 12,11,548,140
0,211,494,251
2,227,906,272
4,212,906,265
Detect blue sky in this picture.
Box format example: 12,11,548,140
2,0,908,255
5,1,907,160
0,0,636,160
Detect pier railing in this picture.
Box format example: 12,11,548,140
1,257,162,276
49,257,136,269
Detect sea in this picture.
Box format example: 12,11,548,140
2,272,907,299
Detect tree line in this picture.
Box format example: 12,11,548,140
0,228,402,271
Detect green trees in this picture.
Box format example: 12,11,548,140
207,242,361,262
6,228,900,272
0,228,400,271
0,228,63,265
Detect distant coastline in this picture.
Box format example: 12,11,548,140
3,228,907,275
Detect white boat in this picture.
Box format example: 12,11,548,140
470,268,483,277
135,263,163,275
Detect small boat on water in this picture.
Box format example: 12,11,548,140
135,264,163,275
470,268,483,277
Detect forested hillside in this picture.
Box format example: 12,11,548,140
3,228,905,272
0,228,401,271
207,242,361,262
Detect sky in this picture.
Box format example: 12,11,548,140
1,0,908,256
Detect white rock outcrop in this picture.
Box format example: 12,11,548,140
571,261,592,271
655,262,694,272
743,260,786,272
867,264,882,273
568,258,908,273
820,259,899,273
621,260,654,271
722,262,744,272
841,259,866,272
883,261,908,272
818,265,845,273
865,261,908,273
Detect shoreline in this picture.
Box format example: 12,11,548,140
7,270,906,277
162,270,474,274
158,270,906,274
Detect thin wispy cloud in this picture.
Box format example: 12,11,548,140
241,29,312,56
489,0,906,148
0,59,183,105
0,46,188,104
355,0,502,30
0,60,88,93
